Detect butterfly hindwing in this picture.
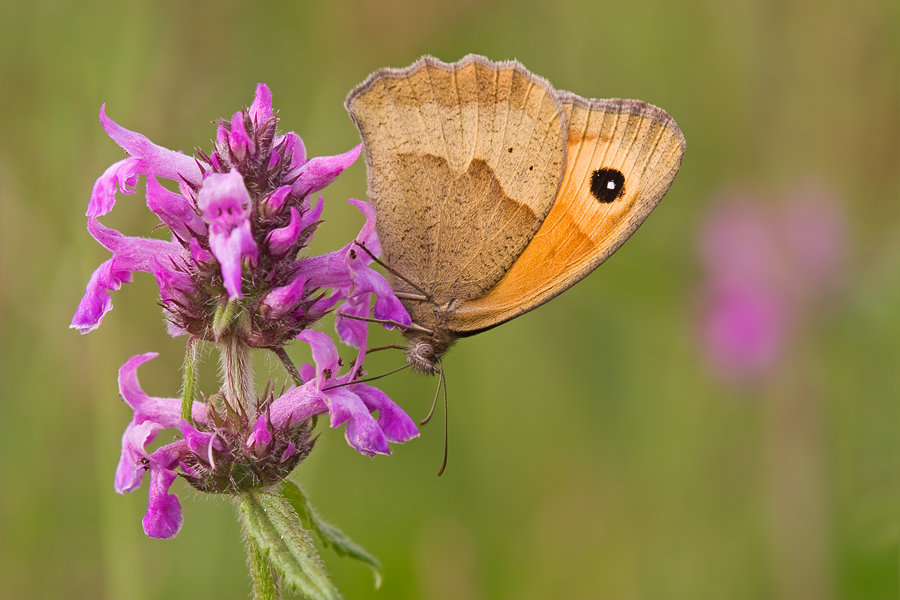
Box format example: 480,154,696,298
345,55,567,318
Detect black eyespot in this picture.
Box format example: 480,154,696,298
590,168,626,203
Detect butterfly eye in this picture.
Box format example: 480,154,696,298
590,168,626,203
416,343,435,359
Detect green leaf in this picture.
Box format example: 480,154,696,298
239,489,342,600
280,480,383,589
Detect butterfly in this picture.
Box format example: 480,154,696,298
345,55,685,374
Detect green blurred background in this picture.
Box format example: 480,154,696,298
1,0,898,598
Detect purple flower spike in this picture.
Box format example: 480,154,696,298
78,84,421,544
198,169,258,299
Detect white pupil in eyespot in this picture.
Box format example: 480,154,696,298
607,181,616,189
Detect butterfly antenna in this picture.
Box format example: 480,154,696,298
322,364,410,391
353,241,430,299
420,368,443,426
436,358,449,477
340,313,434,335
366,343,408,353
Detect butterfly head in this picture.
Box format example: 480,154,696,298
406,340,438,374
403,329,456,375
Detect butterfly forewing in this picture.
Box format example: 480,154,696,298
345,55,566,316
448,94,686,333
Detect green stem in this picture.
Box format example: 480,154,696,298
247,526,281,600
180,336,201,424
222,334,255,417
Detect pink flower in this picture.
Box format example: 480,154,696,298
76,84,419,540
72,83,395,347
697,186,846,382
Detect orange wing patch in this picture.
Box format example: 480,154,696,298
448,95,686,333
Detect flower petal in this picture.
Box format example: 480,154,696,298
290,144,361,198
209,222,256,299
87,217,184,273
249,83,273,126
189,237,213,264
229,111,252,161
279,131,307,170
70,258,132,333
297,330,341,389
198,169,258,299
325,387,390,457
247,415,273,455
267,383,326,429
354,385,419,444
88,156,142,217
266,207,302,256
335,293,370,351
146,175,207,240
115,420,161,493
117,353,208,426
142,463,183,539
351,264,411,326
300,194,324,231
100,104,202,185
261,276,306,320
259,185,291,218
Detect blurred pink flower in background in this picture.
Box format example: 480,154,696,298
697,184,847,382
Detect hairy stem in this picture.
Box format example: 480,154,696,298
221,334,255,418
247,528,281,600
180,336,201,424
